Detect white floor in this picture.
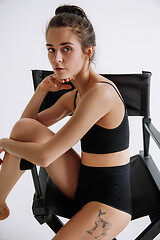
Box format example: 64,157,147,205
0,171,159,240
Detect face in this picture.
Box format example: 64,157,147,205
46,27,88,79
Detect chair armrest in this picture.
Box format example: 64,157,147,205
144,120,160,149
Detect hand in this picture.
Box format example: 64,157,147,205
0,148,4,154
0,147,5,165
0,148,3,164
0,139,4,153
38,74,72,93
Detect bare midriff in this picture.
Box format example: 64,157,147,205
81,148,130,167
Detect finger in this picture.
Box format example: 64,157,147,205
64,85,72,89
51,74,71,83
53,77,65,84
49,76,64,86
49,74,57,83
0,149,4,154
64,78,70,82
59,79,65,83
60,84,72,90
63,77,72,82
0,148,7,153
48,78,58,87
50,73,57,78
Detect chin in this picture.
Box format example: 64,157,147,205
54,72,71,80
56,74,68,79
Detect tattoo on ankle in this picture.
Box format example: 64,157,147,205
86,209,112,239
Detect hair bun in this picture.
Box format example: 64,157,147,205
55,5,87,18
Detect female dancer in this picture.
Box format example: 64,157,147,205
0,5,132,240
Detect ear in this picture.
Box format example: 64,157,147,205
87,46,94,59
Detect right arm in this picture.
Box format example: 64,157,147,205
20,74,74,126
37,89,77,127
20,87,48,119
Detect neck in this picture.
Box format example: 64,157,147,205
71,66,95,96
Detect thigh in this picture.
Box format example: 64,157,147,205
46,148,81,200
11,118,54,142
52,201,131,240
11,118,81,200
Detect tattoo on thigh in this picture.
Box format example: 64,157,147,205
86,209,112,239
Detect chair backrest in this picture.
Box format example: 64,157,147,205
32,70,151,117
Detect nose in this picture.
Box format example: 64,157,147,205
53,50,63,63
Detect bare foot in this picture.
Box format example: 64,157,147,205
0,203,10,220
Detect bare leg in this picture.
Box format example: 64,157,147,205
0,153,25,206
52,202,131,240
0,147,25,219
0,118,81,220
46,148,81,200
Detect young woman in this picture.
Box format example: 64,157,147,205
0,5,132,240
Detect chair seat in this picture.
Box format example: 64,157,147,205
130,153,160,219
32,152,160,222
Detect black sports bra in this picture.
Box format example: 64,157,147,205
74,82,129,154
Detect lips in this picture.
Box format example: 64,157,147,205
55,67,65,71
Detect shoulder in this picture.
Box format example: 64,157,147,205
90,74,122,104
77,76,121,115
96,75,119,96
84,79,116,105
74,85,112,117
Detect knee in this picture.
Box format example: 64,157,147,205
10,118,38,140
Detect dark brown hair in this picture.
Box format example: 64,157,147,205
46,5,96,62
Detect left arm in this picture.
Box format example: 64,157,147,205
0,85,112,167
0,138,43,165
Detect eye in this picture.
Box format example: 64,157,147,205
47,48,55,53
63,47,71,52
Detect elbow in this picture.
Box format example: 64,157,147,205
38,152,50,168
39,157,49,168
38,145,55,168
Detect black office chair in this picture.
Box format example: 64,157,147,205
20,70,160,240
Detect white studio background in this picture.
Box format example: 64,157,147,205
0,0,160,239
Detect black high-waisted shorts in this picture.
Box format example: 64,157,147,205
75,163,132,216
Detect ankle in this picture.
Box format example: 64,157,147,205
0,199,7,206
0,202,7,208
